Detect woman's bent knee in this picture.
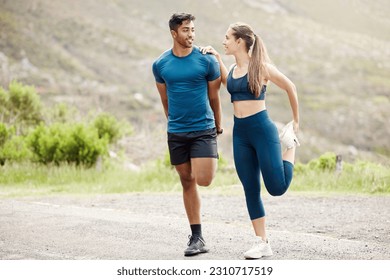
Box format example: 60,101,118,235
268,187,288,196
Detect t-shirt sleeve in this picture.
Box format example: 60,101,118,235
206,55,221,81
152,61,165,83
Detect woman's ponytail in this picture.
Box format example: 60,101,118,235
248,34,270,98
248,35,262,98
230,23,271,98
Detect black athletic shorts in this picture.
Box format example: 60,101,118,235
167,128,218,165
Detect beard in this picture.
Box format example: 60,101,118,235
178,37,194,48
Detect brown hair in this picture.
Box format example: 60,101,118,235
229,23,270,97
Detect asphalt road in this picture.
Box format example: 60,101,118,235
0,192,389,260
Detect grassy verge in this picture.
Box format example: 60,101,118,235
0,161,241,197
292,159,390,194
0,157,389,198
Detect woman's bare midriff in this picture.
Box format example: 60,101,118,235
233,100,266,118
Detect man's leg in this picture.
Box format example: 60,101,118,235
175,160,211,256
191,157,218,186
175,161,201,225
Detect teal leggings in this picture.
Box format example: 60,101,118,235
233,110,294,220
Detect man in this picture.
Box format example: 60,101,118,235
152,13,222,256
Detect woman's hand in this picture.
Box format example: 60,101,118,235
199,45,228,87
199,45,219,56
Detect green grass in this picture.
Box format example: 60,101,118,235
292,160,390,194
0,157,389,198
0,161,241,197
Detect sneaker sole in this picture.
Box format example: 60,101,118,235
184,247,209,257
278,122,293,142
278,127,289,139
244,251,273,259
279,122,300,149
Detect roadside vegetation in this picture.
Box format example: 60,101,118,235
293,153,390,194
0,82,389,197
0,151,389,197
0,81,131,167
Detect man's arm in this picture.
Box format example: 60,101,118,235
155,82,168,119
207,77,222,133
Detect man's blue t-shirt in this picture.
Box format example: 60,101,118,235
152,46,220,133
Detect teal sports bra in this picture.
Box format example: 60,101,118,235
227,67,266,102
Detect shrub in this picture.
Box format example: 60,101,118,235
0,135,31,164
27,122,108,167
0,87,9,120
92,112,125,144
0,81,42,133
1,82,131,167
0,122,9,146
0,123,31,164
63,124,108,166
307,152,337,171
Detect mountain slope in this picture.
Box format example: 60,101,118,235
0,0,389,163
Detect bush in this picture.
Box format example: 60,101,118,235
0,135,31,165
27,122,108,167
0,81,42,133
1,82,131,167
0,123,31,165
63,124,108,166
92,112,128,144
307,152,337,171
0,122,9,147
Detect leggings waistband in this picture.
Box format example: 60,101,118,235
234,109,270,124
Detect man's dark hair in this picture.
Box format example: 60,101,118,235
169,13,195,31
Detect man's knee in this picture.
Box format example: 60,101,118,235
191,157,217,186
178,172,194,184
196,174,214,187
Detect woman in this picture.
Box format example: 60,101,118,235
201,22,300,259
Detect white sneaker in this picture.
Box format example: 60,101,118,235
279,121,300,149
244,236,273,259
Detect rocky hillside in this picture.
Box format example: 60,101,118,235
1,0,389,164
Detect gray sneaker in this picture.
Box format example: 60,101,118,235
184,235,209,256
